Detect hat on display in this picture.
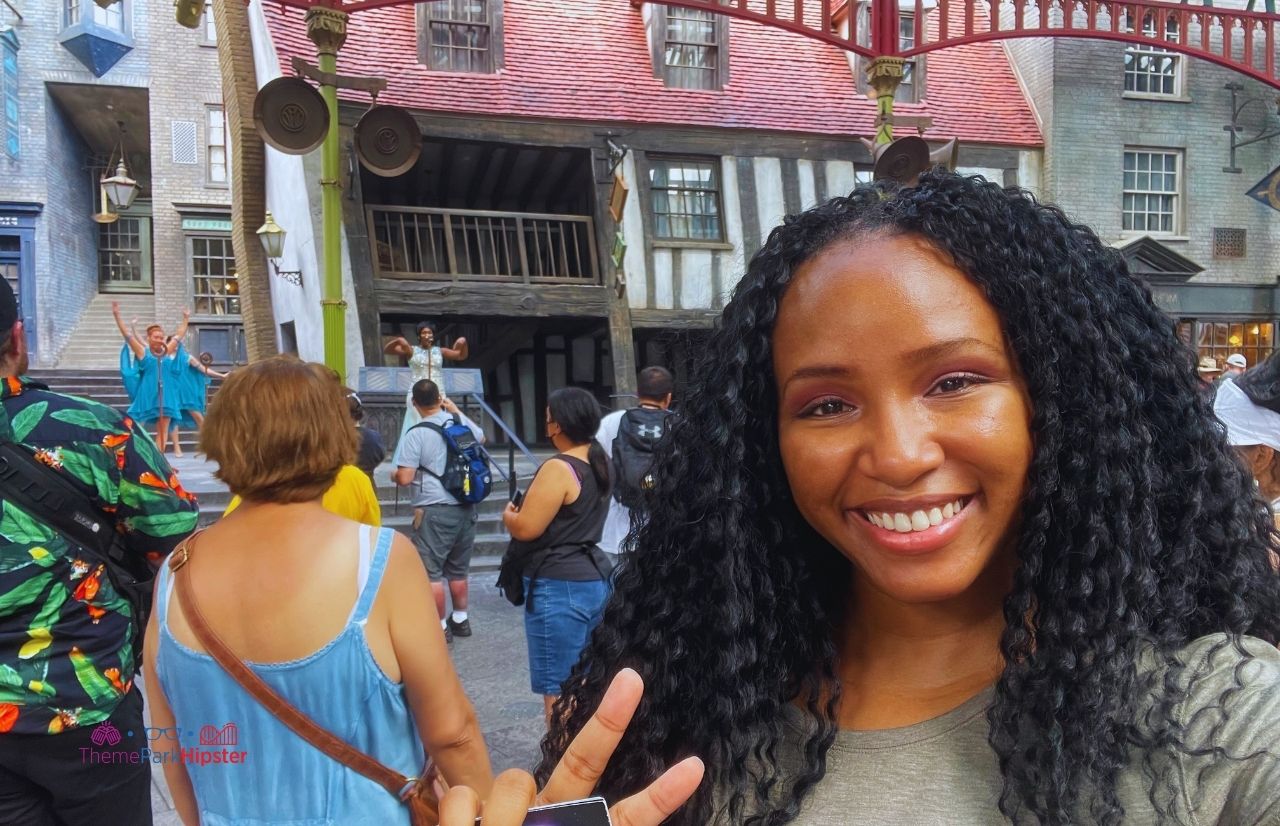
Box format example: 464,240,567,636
1214,379,1280,452
1197,356,1222,374
1226,354,1248,369
0,277,16,333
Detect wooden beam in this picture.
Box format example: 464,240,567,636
374,279,611,317
630,308,720,329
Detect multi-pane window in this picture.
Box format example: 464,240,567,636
98,217,147,289
1181,320,1275,371
207,107,228,185
63,0,80,27
1124,15,1182,96
898,13,919,102
663,8,720,90
190,236,240,316
854,5,923,103
204,2,217,43
92,0,125,32
420,0,494,73
1123,150,1182,234
649,157,723,241
2,31,17,160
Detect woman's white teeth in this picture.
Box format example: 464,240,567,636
868,499,966,533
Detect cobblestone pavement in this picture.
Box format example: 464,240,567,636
149,574,543,823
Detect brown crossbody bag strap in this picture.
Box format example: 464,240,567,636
168,533,440,824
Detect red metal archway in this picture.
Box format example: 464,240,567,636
648,0,1280,89
252,0,1280,89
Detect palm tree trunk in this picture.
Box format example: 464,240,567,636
212,0,276,362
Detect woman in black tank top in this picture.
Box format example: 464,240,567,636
502,387,613,721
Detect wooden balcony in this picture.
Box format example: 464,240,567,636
368,205,600,286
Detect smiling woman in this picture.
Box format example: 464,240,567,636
533,173,1280,825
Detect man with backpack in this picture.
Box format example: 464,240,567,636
596,366,675,561
0,278,199,823
392,379,489,643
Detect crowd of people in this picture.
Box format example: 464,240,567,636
1,171,1278,825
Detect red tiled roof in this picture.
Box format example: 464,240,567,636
261,0,1042,147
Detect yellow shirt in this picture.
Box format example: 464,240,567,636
223,464,382,525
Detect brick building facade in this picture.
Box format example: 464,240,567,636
1006,29,1280,368
0,0,238,369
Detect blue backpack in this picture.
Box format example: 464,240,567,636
411,416,493,504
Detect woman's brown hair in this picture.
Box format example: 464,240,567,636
201,356,356,503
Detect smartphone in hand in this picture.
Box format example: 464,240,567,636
475,796,611,826
511,489,525,509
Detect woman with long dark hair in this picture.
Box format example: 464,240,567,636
437,172,1280,825
502,386,614,722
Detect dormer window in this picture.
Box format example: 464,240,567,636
845,1,927,103
647,4,729,90
417,0,505,74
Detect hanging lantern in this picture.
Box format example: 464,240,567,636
256,211,287,260
101,159,138,211
175,0,205,29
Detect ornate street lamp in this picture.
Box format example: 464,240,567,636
256,211,286,260
100,121,138,211
256,211,302,285
100,158,138,211
174,0,205,29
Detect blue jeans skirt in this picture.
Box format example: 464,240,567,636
523,577,611,696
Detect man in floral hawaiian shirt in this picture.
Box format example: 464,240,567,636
0,278,198,824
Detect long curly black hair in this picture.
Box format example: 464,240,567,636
536,172,1280,824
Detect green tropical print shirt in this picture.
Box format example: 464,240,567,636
0,375,199,735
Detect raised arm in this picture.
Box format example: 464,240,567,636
440,336,468,362
166,309,191,356
383,336,413,358
112,301,146,359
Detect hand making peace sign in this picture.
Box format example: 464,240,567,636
437,669,704,826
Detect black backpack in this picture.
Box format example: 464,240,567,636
610,407,672,510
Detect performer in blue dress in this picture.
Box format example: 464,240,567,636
168,347,227,457
113,301,190,454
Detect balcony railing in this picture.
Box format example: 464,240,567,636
367,205,600,285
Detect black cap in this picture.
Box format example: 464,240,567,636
0,277,16,333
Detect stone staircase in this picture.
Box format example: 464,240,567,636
22,366,554,570
54,293,157,370
190,468,541,571
24,367,218,454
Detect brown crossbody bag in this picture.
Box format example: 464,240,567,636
169,534,444,825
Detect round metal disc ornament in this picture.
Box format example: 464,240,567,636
872,136,930,184
253,77,329,155
354,105,422,177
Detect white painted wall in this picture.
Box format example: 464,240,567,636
797,159,818,209
826,160,858,200
248,0,364,373
619,152,649,309
753,157,786,245
680,249,714,309
718,156,747,306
